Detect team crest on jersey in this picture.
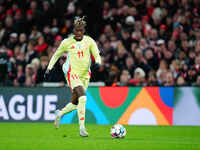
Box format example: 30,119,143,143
77,44,81,49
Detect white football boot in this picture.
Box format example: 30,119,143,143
54,109,61,129
79,128,88,137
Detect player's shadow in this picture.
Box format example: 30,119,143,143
89,136,138,141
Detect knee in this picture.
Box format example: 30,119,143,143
72,98,78,105
73,86,86,104
79,96,86,103
72,92,78,105
73,86,85,98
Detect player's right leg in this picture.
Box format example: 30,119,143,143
54,92,78,129
54,64,79,128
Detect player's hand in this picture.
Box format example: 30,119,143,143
92,63,100,71
44,69,50,80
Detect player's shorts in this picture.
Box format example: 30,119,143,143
62,62,90,91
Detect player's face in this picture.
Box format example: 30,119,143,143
74,27,85,41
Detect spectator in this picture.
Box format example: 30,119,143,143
194,75,200,86
105,65,119,86
25,40,38,64
13,9,26,34
54,35,62,47
61,19,73,36
185,67,197,85
194,56,200,72
25,76,34,87
147,70,158,86
25,9,35,33
164,72,174,86
129,67,146,86
176,76,186,86
170,59,181,79
105,70,118,86
25,64,34,86
114,42,128,70
144,48,158,70
0,22,5,42
41,1,53,28
31,58,40,83
91,57,109,82
2,17,15,44
14,64,25,86
29,0,43,30
36,56,48,84
119,70,130,86
29,26,42,40
19,33,27,52
13,45,21,58
7,32,18,50
35,35,48,53
125,56,135,76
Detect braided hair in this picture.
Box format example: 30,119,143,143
74,16,86,28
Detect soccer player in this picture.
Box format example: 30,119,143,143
44,16,101,137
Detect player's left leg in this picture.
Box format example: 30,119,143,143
59,92,78,116
73,85,88,137
54,91,78,128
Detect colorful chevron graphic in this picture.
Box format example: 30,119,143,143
61,87,173,125
117,87,173,125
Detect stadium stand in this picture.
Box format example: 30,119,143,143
0,0,200,86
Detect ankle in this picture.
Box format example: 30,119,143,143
58,111,62,117
80,125,85,130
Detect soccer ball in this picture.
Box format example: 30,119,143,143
110,124,126,138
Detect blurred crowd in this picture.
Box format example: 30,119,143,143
0,0,200,87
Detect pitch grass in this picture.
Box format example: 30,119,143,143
0,123,200,150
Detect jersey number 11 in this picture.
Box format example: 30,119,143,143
77,50,83,58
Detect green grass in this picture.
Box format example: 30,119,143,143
0,123,200,150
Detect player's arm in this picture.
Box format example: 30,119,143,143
89,37,101,71
90,38,101,65
47,39,67,70
44,39,67,79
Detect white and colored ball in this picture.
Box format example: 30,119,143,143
110,124,126,138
